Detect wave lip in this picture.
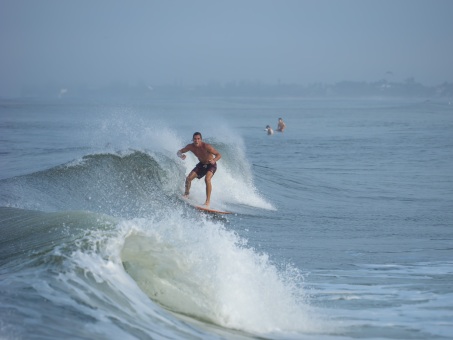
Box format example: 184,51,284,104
120,216,323,335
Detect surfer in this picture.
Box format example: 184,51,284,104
276,117,286,132
177,132,222,207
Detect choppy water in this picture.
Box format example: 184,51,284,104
1,97,452,339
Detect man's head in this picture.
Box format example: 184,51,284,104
192,132,202,146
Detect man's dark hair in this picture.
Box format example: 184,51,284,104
193,132,202,139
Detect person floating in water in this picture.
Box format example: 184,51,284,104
276,117,286,132
265,125,274,135
177,132,222,207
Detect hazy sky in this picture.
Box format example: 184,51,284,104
1,0,452,96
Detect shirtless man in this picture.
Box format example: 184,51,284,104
277,117,286,132
177,132,222,207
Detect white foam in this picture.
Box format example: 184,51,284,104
119,214,326,335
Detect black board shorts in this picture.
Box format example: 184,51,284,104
192,162,217,179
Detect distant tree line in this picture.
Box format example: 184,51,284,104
19,79,453,99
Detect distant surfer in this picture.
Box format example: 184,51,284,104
276,117,286,132
265,125,274,135
177,132,222,207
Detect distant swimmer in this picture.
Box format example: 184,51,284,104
276,117,286,132
265,125,274,135
177,132,222,207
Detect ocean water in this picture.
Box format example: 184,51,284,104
0,96,452,339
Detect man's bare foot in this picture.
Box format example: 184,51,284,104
203,202,210,207
183,193,189,199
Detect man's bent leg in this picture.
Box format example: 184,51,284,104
184,171,197,197
204,171,213,206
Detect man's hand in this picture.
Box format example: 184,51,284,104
177,150,186,160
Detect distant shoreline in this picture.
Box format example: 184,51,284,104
4,79,453,100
